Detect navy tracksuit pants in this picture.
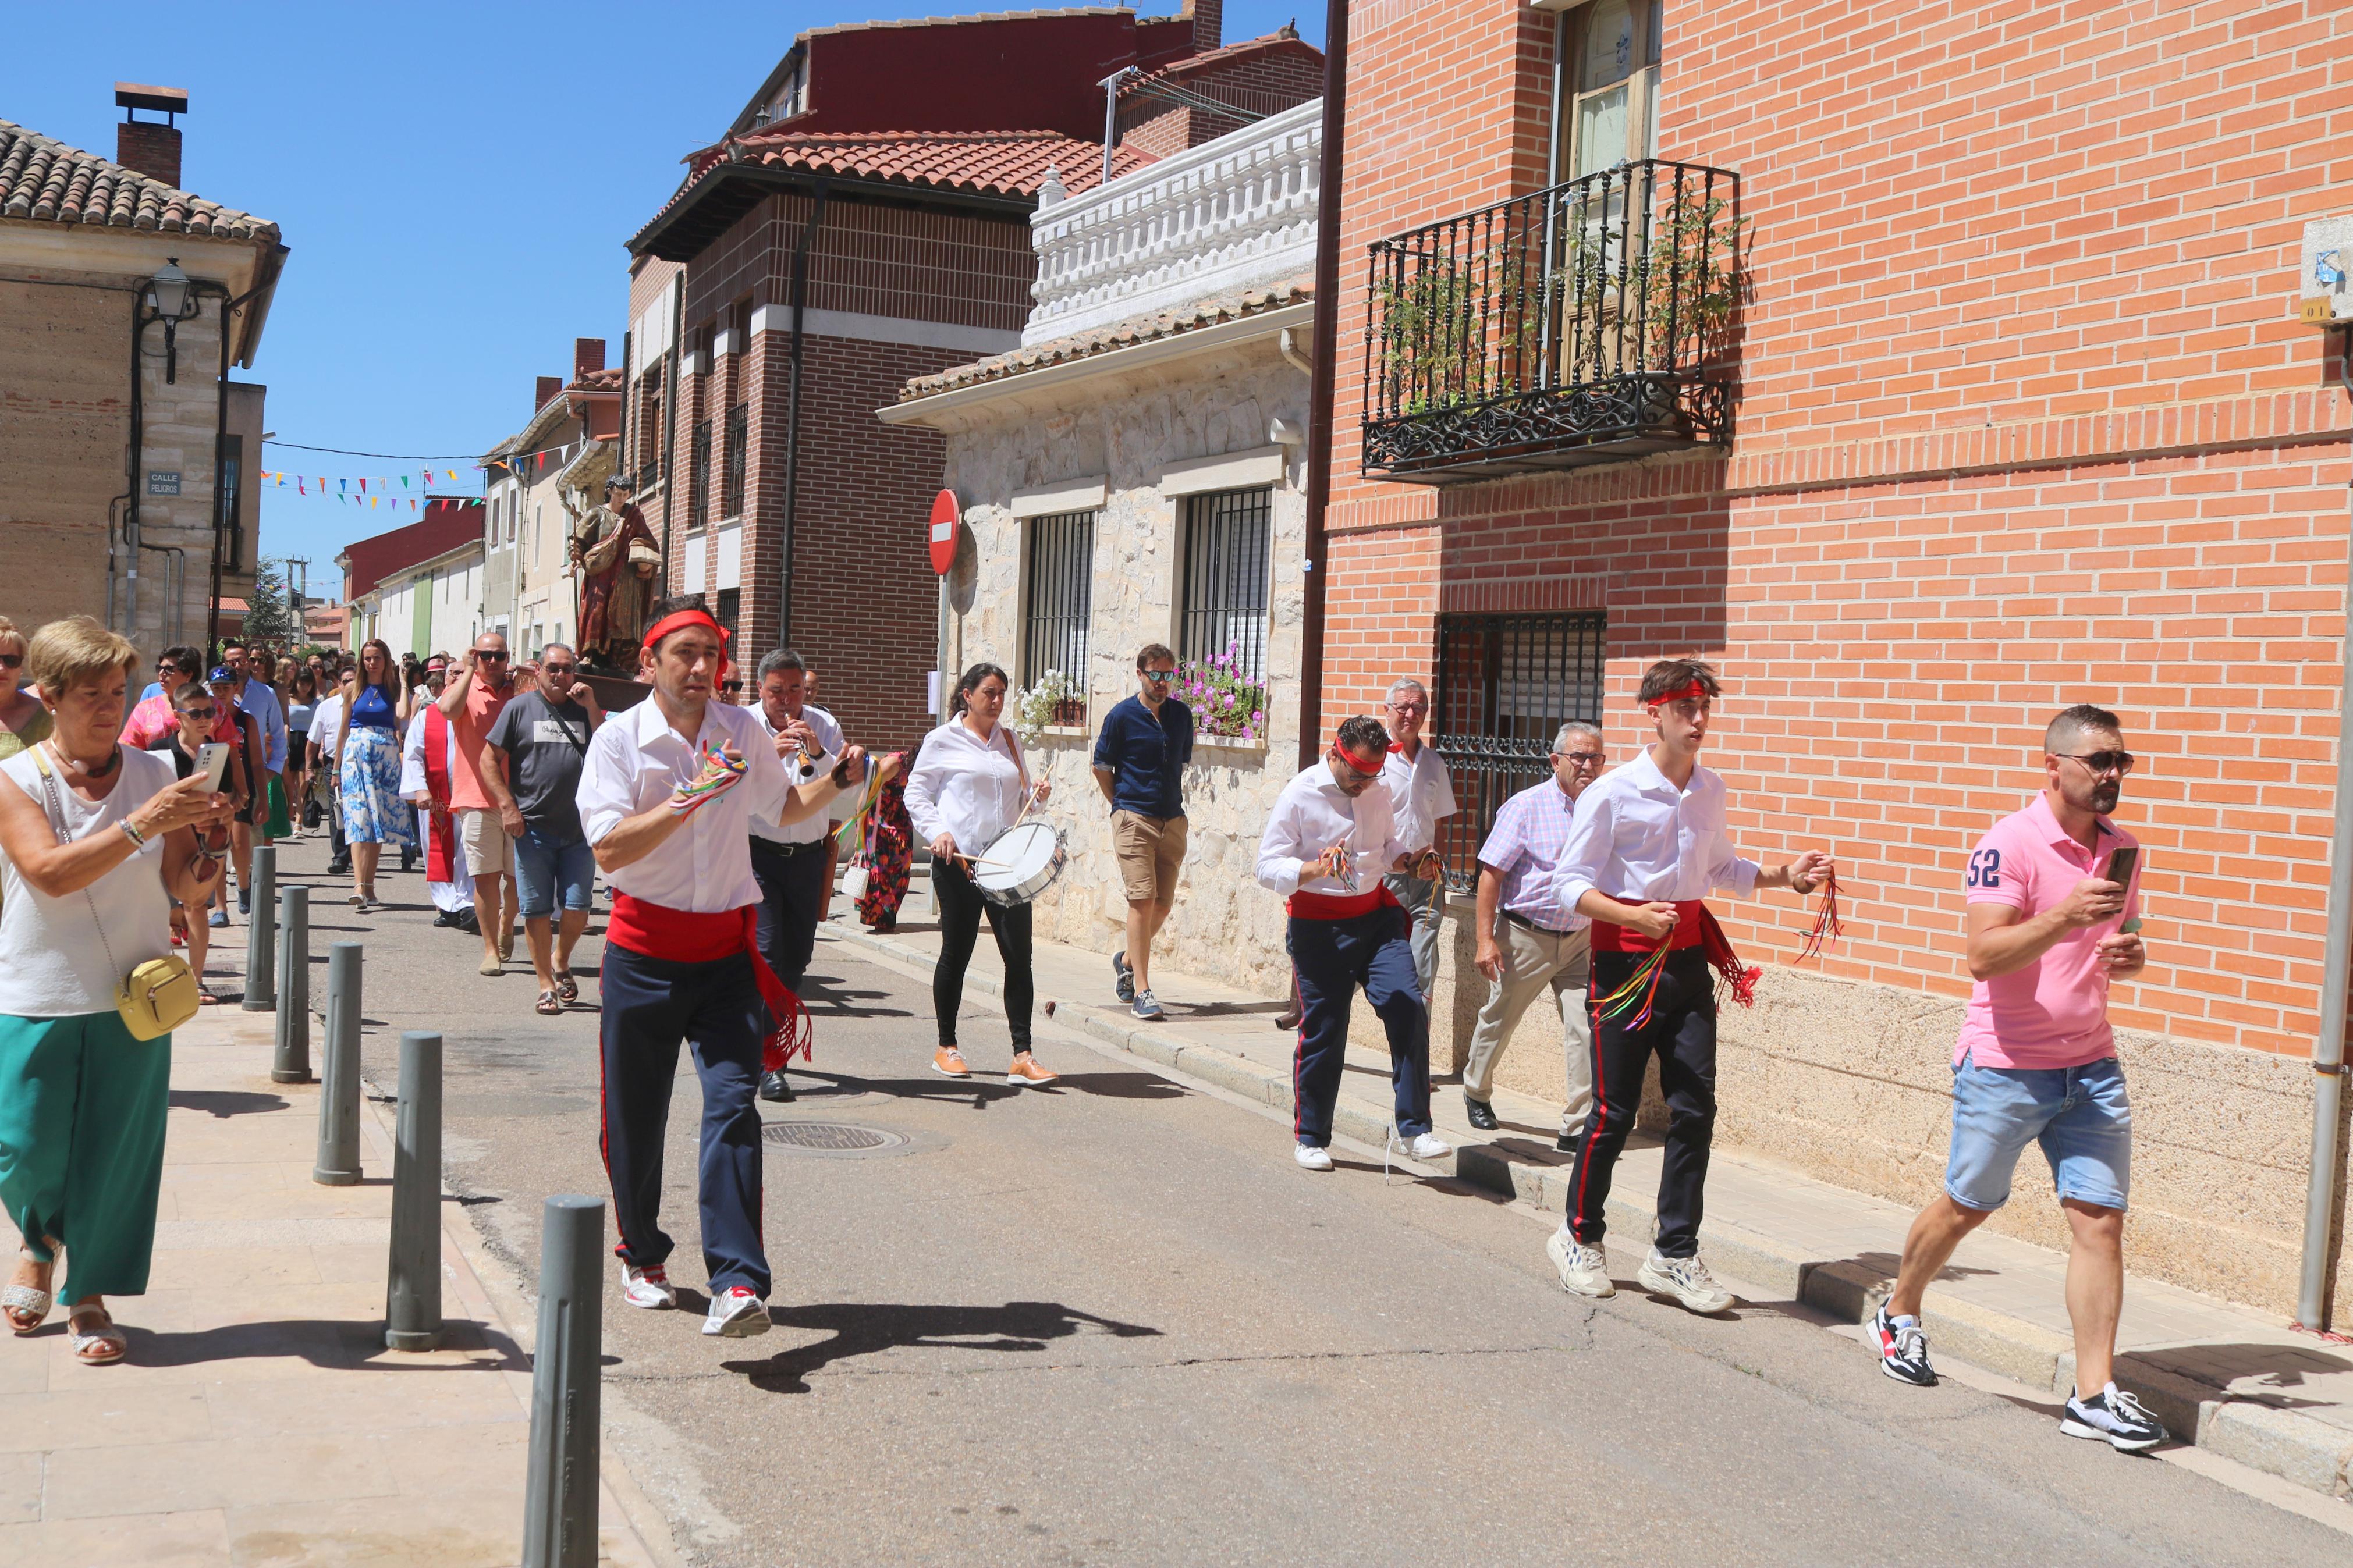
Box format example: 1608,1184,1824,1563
1289,905,1433,1147
751,837,829,992
599,943,771,1298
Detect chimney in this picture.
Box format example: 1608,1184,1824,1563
113,83,188,189
573,337,606,382
1180,0,1222,52
535,375,562,414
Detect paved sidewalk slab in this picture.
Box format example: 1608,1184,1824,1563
0,1006,670,1565
832,906,2353,1502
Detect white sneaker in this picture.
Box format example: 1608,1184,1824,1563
620,1262,676,1310
1637,1249,1736,1314
701,1285,771,1338
1547,1229,1615,1297
1395,1131,1451,1161
1294,1143,1334,1172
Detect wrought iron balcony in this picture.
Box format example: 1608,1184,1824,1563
1360,160,1740,483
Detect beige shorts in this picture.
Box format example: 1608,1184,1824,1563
1111,810,1188,904
459,809,516,877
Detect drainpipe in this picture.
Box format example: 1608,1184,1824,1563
660,280,683,601
197,275,271,650
1297,0,1349,769
2298,321,2353,1331
777,178,829,648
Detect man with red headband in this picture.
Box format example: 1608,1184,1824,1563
1256,714,1452,1172
1545,659,1832,1313
576,596,866,1338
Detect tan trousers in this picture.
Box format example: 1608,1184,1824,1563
1461,916,1593,1136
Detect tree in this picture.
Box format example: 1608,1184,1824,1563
242,557,299,648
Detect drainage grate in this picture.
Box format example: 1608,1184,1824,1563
761,1121,903,1153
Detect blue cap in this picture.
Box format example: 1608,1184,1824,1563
207,665,238,684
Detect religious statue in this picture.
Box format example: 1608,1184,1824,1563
565,475,659,672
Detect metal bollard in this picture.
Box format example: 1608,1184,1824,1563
313,943,363,1186
523,1195,605,1568
241,843,276,1011
384,1030,443,1351
270,884,311,1083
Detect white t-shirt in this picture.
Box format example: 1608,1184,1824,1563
310,691,349,762
1380,741,1457,855
0,745,175,1017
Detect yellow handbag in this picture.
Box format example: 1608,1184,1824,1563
29,746,198,1040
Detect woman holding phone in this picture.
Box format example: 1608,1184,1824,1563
904,663,1056,1086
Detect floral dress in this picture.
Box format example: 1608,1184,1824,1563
855,758,914,929
338,683,416,850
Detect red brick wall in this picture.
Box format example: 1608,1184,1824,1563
1118,40,1326,154
682,191,1033,335
1322,0,2353,1059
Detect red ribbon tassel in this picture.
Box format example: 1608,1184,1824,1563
1794,867,1843,966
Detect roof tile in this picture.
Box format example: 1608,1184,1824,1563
0,118,279,241
718,128,1152,202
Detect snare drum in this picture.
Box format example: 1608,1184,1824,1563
970,820,1067,908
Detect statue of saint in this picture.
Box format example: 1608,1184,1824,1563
565,476,659,672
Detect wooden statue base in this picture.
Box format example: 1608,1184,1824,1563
579,670,652,713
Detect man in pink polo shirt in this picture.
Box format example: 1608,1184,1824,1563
1872,703,2166,1454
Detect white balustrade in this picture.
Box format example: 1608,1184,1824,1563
1024,98,1321,346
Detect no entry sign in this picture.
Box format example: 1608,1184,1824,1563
928,490,959,575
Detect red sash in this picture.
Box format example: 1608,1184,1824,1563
1286,884,1403,920
1588,896,1757,1007
423,706,459,884
608,893,811,1071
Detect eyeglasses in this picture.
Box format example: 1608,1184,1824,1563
542,663,576,675
2058,751,2135,777
1555,751,1605,767
1330,751,1381,784
181,706,215,721
1387,701,1429,716
1141,669,1176,685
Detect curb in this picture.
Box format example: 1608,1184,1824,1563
831,921,2353,1502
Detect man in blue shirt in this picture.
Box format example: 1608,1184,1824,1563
1092,643,1193,1019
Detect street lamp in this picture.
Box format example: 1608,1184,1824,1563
142,257,201,383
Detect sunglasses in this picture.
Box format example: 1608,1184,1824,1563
0,653,21,670
181,706,216,721
1141,669,1176,685
542,664,576,675
2059,751,2135,777
476,650,509,662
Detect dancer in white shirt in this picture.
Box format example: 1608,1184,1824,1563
1256,715,1453,1172
1546,659,1832,1312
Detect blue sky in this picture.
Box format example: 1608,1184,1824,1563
5,0,1319,595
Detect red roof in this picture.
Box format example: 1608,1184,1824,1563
0,117,279,241
712,129,1147,204
339,498,484,603
1120,29,1318,92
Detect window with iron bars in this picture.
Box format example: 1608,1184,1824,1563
1431,611,1607,891
1178,487,1273,680
214,434,243,571
1023,509,1095,727
688,418,712,529
721,403,747,518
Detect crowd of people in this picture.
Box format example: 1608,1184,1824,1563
0,607,2169,1453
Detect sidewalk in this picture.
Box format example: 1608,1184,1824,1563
832,900,2353,1503
0,1002,673,1565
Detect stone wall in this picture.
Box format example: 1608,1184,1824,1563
927,333,1311,997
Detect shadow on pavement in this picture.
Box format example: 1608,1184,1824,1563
168,1090,291,1119
117,1315,528,1373
723,1300,1163,1392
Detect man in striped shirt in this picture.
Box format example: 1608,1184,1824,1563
1461,722,1607,1148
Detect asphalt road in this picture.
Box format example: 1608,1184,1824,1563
260,834,2350,1567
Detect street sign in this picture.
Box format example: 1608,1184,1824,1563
147,470,181,495
928,489,959,575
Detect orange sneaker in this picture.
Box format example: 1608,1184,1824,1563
1006,1052,1059,1086
932,1046,972,1078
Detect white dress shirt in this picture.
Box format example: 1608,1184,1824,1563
904,719,1028,855
1552,750,1758,911
1380,740,1457,855
577,695,796,913
1255,762,1411,899
750,701,844,845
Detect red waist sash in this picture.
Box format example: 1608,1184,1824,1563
1587,895,1758,1009
1287,884,1403,921
608,893,811,1069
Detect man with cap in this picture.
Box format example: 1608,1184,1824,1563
1256,715,1453,1172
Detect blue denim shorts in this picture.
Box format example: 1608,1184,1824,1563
1944,1052,2131,1213
514,826,595,918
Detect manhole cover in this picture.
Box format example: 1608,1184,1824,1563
761,1121,907,1153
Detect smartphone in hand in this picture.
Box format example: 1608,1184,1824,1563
2103,846,2138,892
197,742,232,793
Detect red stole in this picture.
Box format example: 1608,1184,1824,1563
607,893,811,1071
423,705,460,884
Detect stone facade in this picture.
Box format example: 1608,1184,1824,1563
900,335,1312,996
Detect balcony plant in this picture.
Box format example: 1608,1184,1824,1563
1010,669,1083,742
1179,643,1270,742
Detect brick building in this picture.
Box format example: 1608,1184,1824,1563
622,1,1321,752
0,86,286,653
1314,0,2353,1318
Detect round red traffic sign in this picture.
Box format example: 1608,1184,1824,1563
928,489,959,575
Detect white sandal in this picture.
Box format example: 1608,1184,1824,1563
3,1248,53,1335
66,1303,125,1365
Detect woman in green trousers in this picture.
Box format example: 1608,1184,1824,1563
0,617,229,1364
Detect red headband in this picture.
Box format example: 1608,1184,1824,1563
1333,731,1386,773
643,610,731,679
1645,679,1708,709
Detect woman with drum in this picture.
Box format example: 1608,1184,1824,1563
906,663,1057,1086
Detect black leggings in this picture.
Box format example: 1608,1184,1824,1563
932,861,1033,1050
